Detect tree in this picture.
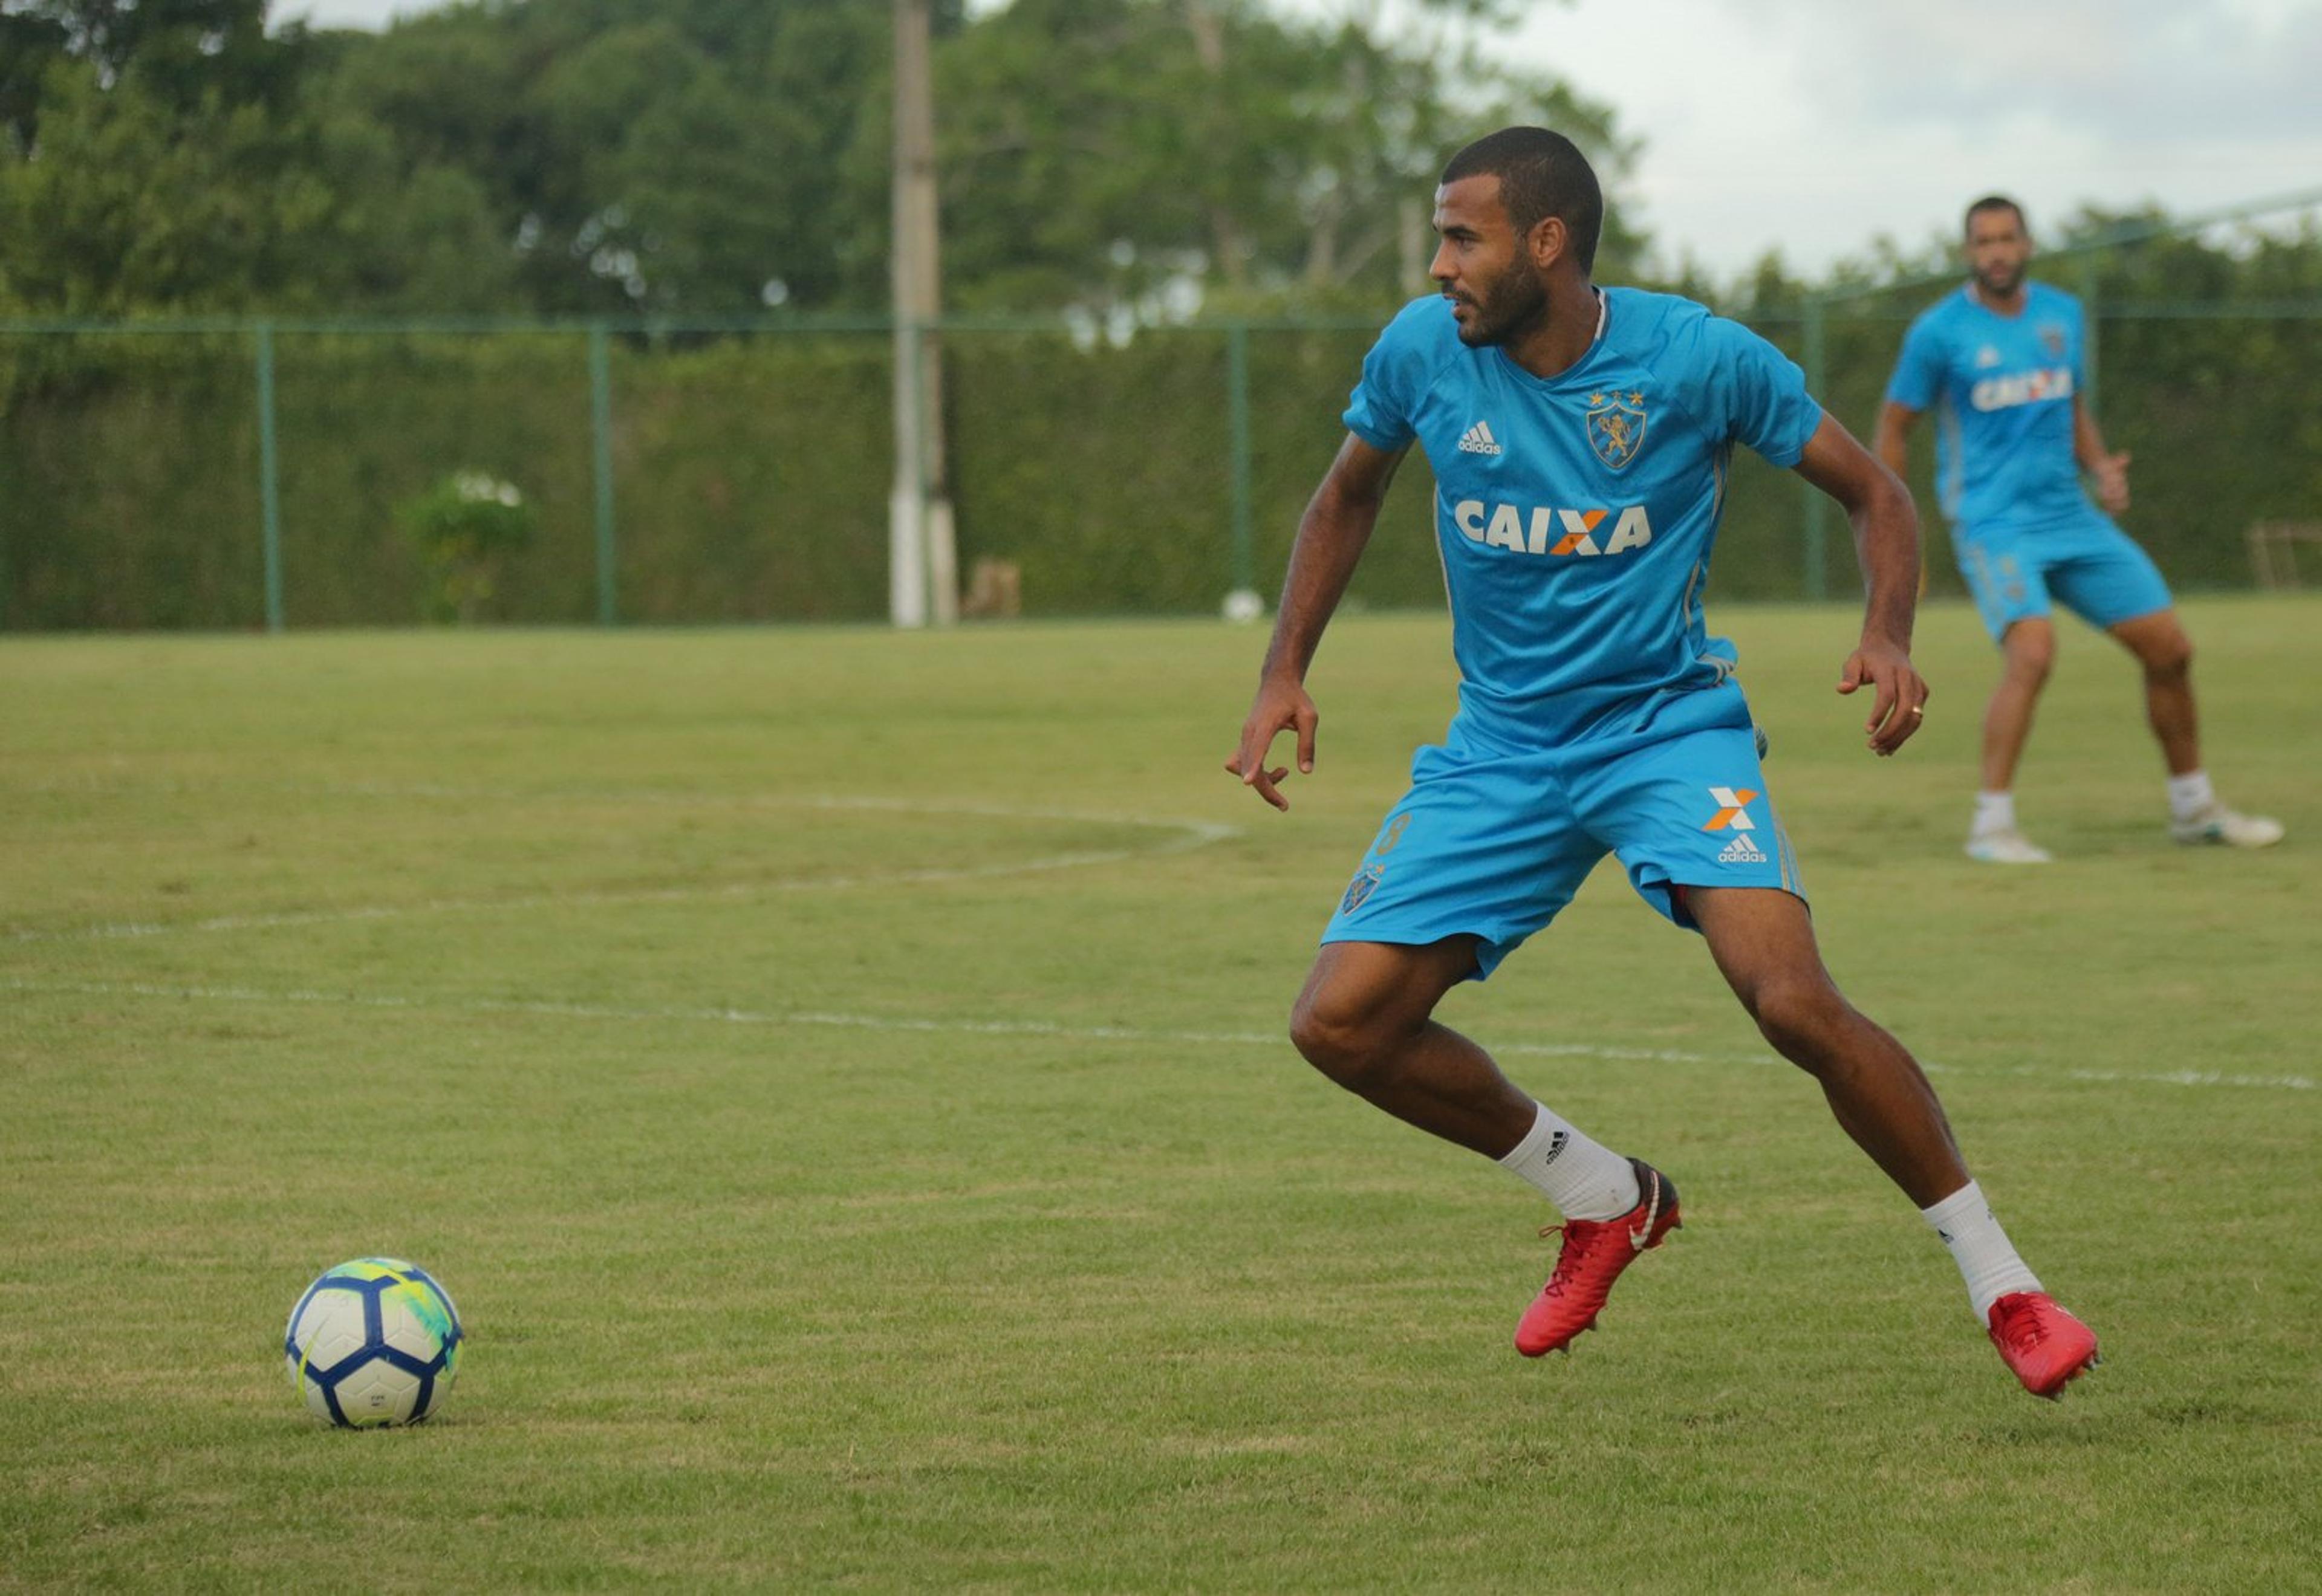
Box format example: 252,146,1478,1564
0,0,307,114
328,0,937,313
922,0,1636,316
0,0,1635,319
0,6,70,154
0,40,512,312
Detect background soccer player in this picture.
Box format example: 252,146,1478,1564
1226,128,2098,1398
1876,196,2283,863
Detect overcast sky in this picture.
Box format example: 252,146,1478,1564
281,0,2322,279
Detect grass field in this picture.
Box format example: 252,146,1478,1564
4,596,2317,1591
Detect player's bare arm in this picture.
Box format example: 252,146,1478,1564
1793,412,1930,756
1872,398,1919,484
1226,434,1410,811
2070,394,2130,513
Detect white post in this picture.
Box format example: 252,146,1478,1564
888,490,928,629
889,287,928,628
889,0,953,627
925,498,958,626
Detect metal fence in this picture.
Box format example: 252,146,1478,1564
3,296,2318,631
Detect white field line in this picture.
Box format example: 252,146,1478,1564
10,794,1240,943
4,976,2312,1093
10,786,2312,1094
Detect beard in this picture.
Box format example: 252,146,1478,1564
1974,260,2025,297
1448,265,1549,348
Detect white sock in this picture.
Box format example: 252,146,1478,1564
2167,769,2214,821
1498,1102,1639,1221
1920,1181,2041,1324
1972,791,2016,836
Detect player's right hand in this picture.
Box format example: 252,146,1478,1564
1224,678,1318,811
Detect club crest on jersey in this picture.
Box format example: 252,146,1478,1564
2038,323,2067,358
1585,391,1647,470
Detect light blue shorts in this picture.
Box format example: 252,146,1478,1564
1321,686,1806,981
1954,507,2173,642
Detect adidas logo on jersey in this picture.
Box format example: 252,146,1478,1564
1718,833,1768,864
1457,421,1503,455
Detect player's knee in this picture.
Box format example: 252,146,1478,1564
1743,977,1855,1069
2002,631,2055,686
2142,629,2192,680
1288,987,1402,1088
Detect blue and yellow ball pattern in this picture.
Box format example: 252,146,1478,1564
284,1257,463,1427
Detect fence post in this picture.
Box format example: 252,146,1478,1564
1226,321,1255,602
255,320,284,634
1801,297,1828,602
589,323,617,626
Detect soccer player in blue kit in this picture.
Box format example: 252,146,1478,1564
1877,195,2282,863
1227,128,2098,1398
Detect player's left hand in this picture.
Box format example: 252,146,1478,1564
2091,450,2131,514
1836,638,1928,756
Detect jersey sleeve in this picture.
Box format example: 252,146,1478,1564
1341,301,1437,450
1697,316,1821,467
1885,314,1946,412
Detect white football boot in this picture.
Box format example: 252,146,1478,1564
1965,828,2054,864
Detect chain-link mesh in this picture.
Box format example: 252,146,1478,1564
2,303,2316,629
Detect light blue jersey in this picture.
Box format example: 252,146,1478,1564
1885,282,2088,530
1323,289,1820,968
1887,281,2172,641
1344,289,1821,749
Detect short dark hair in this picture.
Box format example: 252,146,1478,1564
1965,194,2028,236
1441,126,1604,273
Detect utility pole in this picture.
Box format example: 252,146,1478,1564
889,0,956,626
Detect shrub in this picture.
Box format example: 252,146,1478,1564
396,471,537,623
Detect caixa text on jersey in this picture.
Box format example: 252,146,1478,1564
1451,501,1654,557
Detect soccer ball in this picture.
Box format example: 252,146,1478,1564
284,1257,464,1427
1221,588,1265,623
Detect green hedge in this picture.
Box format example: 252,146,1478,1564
3,310,2315,629
2,334,262,629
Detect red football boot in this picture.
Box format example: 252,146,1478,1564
1986,1291,2099,1398
1514,1158,1680,1357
